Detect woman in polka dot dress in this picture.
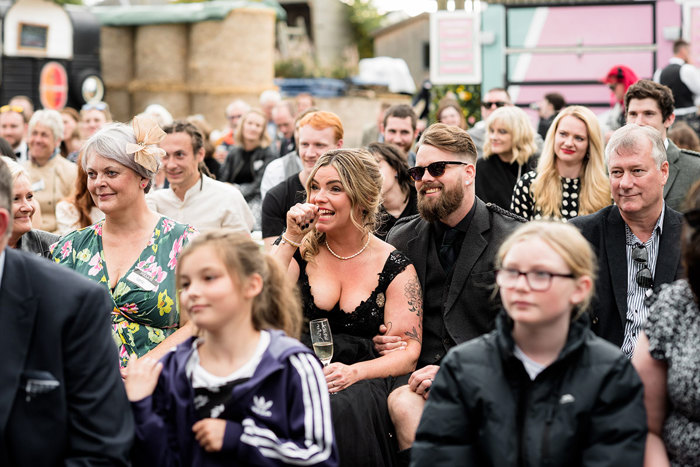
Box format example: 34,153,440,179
510,106,611,221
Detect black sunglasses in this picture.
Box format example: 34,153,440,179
632,243,653,289
481,101,506,109
407,161,469,182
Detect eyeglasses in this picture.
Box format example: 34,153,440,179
407,161,469,182
684,209,700,229
632,243,653,289
82,102,107,111
0,105,24,114
496,268,575,292
226,114,243,121
481,101,506,109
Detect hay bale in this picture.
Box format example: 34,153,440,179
189,7,275,88
100,26,133,88
135,24,187,83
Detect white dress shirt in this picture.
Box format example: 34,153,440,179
147,174,254,233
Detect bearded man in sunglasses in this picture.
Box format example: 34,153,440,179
571,124,683,358
376,123,523,462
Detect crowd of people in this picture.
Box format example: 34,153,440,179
4,44,700,466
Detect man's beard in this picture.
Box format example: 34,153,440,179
417,181,464,223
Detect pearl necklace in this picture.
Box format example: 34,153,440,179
325,235,371,260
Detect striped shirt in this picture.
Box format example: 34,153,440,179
621,205,665,358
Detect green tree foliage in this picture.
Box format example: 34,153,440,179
344,0,384,59
431,84,482,127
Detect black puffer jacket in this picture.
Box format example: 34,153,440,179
411,312,647,467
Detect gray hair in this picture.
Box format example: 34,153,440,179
0,158,12,238
605,124,667,168
81,122,160,192
28,109,64,142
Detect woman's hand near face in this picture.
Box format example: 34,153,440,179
285,203,319,241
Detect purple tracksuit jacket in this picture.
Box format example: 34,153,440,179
131,330,338,466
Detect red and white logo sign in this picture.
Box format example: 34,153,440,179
39,61,69,110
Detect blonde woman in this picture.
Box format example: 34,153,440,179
275,148,421,466
511,106,611,221
476,106,537,209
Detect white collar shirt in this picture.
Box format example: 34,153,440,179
146,175,254,233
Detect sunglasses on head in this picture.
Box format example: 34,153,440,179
632,243,653,289
82,102,107,111
481,101,506,109
407,161,469,182
0,105,24,114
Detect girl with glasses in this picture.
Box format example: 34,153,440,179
412,221,646,466
510,106,611,221
632,181,700,467
476,106,538,210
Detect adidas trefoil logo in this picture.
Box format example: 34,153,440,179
252,395,273,417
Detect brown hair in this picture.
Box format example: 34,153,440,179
669,121,700,152
383,104,417,131
163,119,214,178
234,108,271,148
66,151,97,229
624,79,675,122
436,100,467,130
682,181,700,301
176,230,302,338
419,122,478,163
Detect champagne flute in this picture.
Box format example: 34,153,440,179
309,318,333,367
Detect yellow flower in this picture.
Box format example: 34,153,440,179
127,322,140,334
148,328,166,344
157,290,174,316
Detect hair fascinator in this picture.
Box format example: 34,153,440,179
125,115,166,173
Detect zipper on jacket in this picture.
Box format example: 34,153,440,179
516,380,531,467
541,403,555,463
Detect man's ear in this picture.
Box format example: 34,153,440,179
0,208,11,240
195,147,205,164
336,139,344,149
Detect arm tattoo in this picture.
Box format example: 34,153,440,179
404,278,423,319
404,326,421,344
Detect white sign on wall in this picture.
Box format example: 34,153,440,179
430,10,481,85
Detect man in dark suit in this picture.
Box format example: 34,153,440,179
571,124,683,358
625,79,700,211
377,123,523,456
0,161,133,464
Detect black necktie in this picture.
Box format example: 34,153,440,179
439,228,458,272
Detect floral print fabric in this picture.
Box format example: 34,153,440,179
52,217,197,367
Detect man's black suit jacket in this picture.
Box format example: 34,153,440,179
386,198,523,365
570,205,683,347
0,247,133,466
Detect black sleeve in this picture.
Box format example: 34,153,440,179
262,185,288,239
64,284,134,466
219,149,236,183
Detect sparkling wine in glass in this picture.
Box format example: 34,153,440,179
309,318,333,367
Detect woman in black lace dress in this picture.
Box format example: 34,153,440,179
274,148,422,466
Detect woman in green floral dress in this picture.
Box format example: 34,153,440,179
52,116,197,368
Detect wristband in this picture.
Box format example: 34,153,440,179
281,233,301,248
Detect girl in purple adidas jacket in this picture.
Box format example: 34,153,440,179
125,231,337,466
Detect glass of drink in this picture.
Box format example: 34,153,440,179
309,318,333,367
